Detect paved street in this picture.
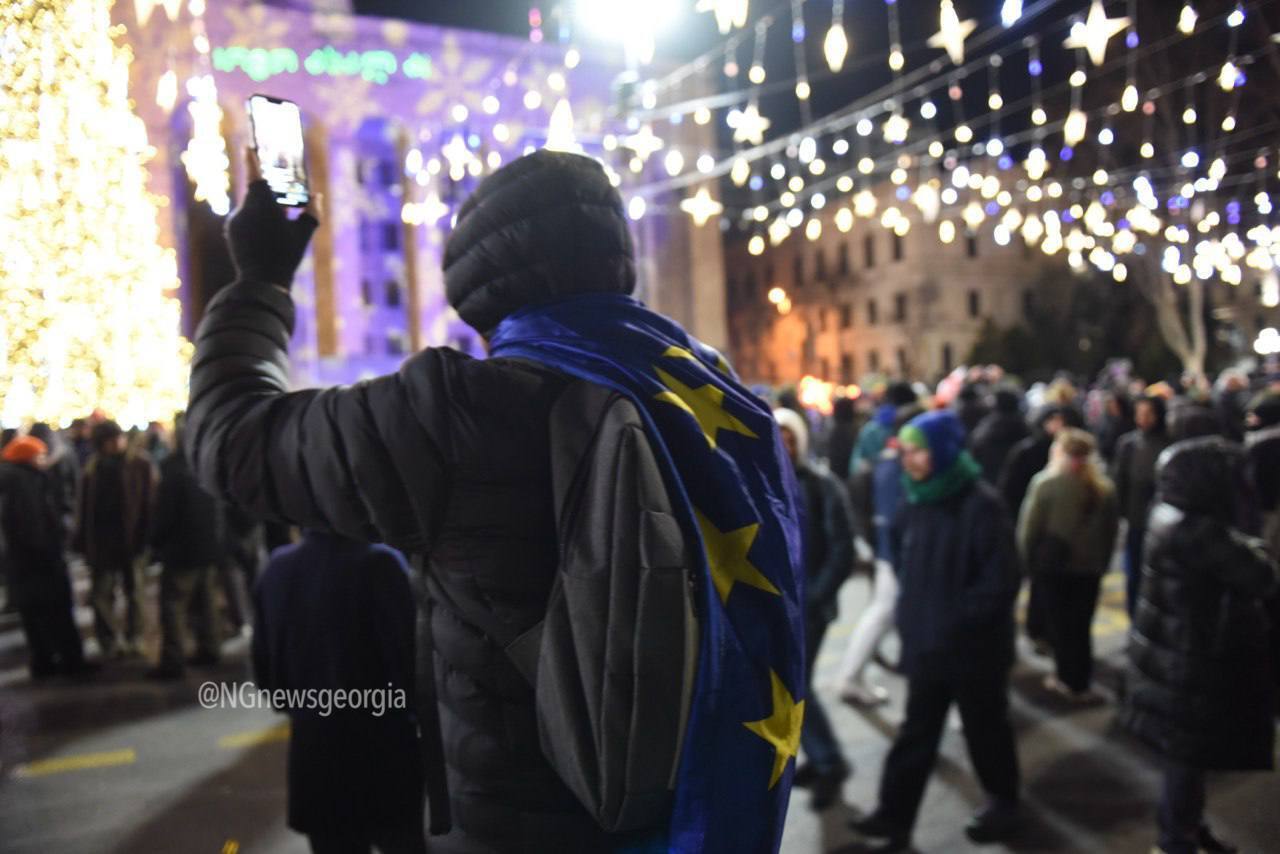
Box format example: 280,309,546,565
1,564,1277,853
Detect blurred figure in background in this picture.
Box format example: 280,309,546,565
0,436,88,678
775,408,855,812
1017,429,1119,702
825,397,862,491
1095,390,1135,464
969,387,1029,487
835,402,921,709
253,530,425,854
28,422,78,535
75,420,156,658
1112,396,1172,617
148,419,224,679
1121,438,1277,854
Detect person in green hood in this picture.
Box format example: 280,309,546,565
850,410,1022,852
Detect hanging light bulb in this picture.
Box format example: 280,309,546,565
1000,0,1023,27
1121,83,1139,112
824,24,849,73
1031,107,1047,125
1177,3,1197,33
731,156,751,186
1218,60,1240,91
1063,109,1088,146
888,46,904,71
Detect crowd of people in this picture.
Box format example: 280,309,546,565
1,149,1278,854
773,363,1280,854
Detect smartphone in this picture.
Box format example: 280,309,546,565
247,94,310,207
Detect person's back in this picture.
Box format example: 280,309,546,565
254,531,424,852
188,150,804,853
969,389,1029,485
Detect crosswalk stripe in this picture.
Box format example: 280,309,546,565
11,748,137,778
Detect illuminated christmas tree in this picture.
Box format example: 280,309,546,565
0,0,192,426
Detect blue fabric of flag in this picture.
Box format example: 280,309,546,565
488,293,806,853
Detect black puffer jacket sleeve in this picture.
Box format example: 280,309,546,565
186,281,448,554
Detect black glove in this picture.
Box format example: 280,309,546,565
225,180,319,288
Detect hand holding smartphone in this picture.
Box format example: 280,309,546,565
247,94,310,207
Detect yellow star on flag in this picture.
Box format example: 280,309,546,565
695,510,778,605
654,367,757,450
661,345,733,377
743,669,805,789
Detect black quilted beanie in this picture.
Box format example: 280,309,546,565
443,150,637,336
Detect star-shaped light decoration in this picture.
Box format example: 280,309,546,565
680,188,725,227
623,124,664,161
441,134,473,178
1063,0,1130,67
743,670,805,789
732,103,772,146
695,510,778,604
696,0,749,35
654,366,758,449
927,1,977,66
421,191,450,227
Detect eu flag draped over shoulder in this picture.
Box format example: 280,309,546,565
489,292,806,853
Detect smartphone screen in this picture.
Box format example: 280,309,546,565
247,94,310,207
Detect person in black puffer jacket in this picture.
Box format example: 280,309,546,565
969,387,1029,486
1120,437,1278,854
185,151,671,852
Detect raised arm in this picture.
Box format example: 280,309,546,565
185,170,447,553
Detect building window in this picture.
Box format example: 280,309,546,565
868,349,880,372
378,159,397,186
793,255,805,287
386,279,403,307
840,304,853,329
942,342,954,373
765,264,775,287
894,292,908,323
820,358,831,379
863,234,876,268
892,232,904,262
867,298,879,326
745,272,758,297
814,249,826,282
382,221,400,251
386,330,406,355
360,279,373,306
966,234,979,259
838,242,850,277
841,353,854,384
967,289,981,319
896,348,908,376
1022,288,1035,319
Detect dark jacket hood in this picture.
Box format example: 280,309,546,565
1155,436,1244,523
443,150,637,336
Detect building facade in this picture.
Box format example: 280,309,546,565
122,0,726,386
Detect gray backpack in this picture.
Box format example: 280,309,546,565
502,378,701,833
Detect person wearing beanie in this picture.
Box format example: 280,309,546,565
851,410,1021,852
773,408,855,812
74,419,157,658
185,148,806,851
0,435,90,678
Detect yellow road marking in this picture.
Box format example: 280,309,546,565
12,748,136,778
217,721,290,749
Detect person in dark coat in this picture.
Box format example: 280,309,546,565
775,408,854,811
1095,390,1134,463
997,405,1068,649
148,425,225,678
952,383,990,436
27,422,78,534
825,396,861,488
186,150,804,850
1120,438,1277,854
1111,396,1172,616
969,387,1029,486
851,411,1021,852
0,436,88,678
74,420,157,657
253,530,425,854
